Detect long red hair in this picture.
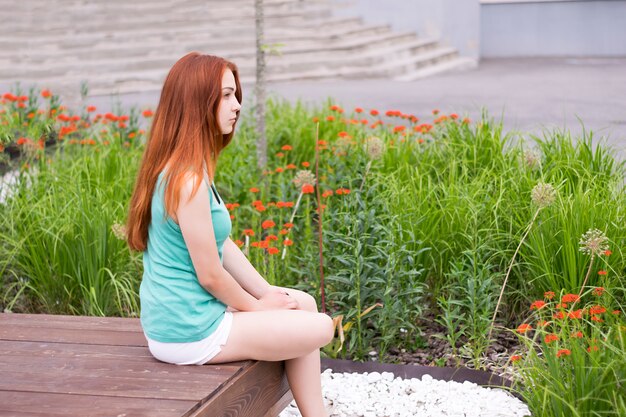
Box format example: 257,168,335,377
126,52,242,251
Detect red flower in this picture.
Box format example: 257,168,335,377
234,239,244,247
267,247,279,255
544,291,555,300
261,220,275,229
312,117,319,123
571,331,583,338
516,323,532,334
598,270,607,276
249,187,260,193
370,109,379,116
556,349,571,358
432,109,440,115
275,167,284,173
338,131,350,138
326,115,335,122
279,229,289,235
255,204,266,212
510,355,522,363
538,320,551,327
302,184,315,194
286,164,297,170
266,234,278,241
142,109,154,117
283,239,293,246
284,202,294,208
243,229,255,237
603,249,612,256
41,89,51,98
330,104,340,111
530,300,546,310
544,334,559,344
393,125,406,133
322,190,333,198
276,152,285,158
589,305,606,315
567,309,583,319
593,287,605,296
283,222,294,229
354,107,363,113
587,345,599,353
336,188,351,195
281,145,292,151
612,310,621,315
86,105,96,112
16,137,30,145
301,161,310,167
562,294,580,303
591,316,604,322
553,311,565,319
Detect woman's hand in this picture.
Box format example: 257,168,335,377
254,288,299,311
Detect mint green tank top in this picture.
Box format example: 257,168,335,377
140,172,232,343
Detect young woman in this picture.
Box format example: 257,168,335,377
126,52,333,417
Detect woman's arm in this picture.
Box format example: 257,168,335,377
177,175,295,311
222,238,272,299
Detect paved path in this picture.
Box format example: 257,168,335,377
83,57,626,156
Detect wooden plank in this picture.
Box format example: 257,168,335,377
0,313,142,332
262,390,295,417
0,340,242,371
191,360,292,417
0,324,147,346
0,369,228,401
0,391,196,417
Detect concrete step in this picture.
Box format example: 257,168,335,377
394,57,478,81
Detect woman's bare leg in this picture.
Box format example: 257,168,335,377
209,289,331,417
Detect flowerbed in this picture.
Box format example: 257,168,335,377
1,87,625,415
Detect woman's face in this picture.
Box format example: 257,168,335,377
217,69,241,135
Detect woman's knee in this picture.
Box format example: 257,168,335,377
284,288,318,312
315,313,335,347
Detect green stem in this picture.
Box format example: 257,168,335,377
488,207,541,342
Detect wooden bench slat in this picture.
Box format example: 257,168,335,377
0,354,239,381
0,340,242,371
0,370,228,401
0,313,142,332
0,324,148,346
0,391,196,417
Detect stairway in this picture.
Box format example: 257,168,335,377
0,0,475,96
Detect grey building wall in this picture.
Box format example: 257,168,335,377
332,0,481,60
481,0,626,57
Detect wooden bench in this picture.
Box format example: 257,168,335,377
0,313,293,417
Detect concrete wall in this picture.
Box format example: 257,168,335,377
481,0,626,57
332,0,481,60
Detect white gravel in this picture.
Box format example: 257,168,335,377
280,369,531,417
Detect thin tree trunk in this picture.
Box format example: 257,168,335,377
255,0,267,169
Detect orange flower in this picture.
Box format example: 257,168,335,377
589,305,606,315
312,117,319,123
301,161,310,167
538,320,551,327
249,187,260,193
562,294,580,303
255,204,267,212
597,270,607,276
544,334,559,344
462,118,471,124
587,345,599,353
510,355,522,363
571,331,583,338
243,229,255,237
330,104,340,111
267,247,279,255
279,229,289,235
557,302,568,309
593,287,605,296
302,184,315,194
286,164,297,170
276,152,285,158
612,310,621,315
86,105,96,112
283,239,293,246
556,349,571,358
261,220,275,229
516,323,532,334
322,190,333,198
128,132,136,139
275,167,284,173
41,89,51,98
370,109,379,116
432,109,440,115
281,145,292,151
568,309,583,319
553,311,565,319
266,234,278,241
450,113,459,120
590,316,604,323
393,125,406,133
530,300,546,310
603,249,612,256
354,107,363,113
142,109,154,117
338,131,350,138
336,188,351,195
234,239,244,247
16,137,30,145
544,291,555,300
284,202,294,208
283,222,294,229
326,115,335,122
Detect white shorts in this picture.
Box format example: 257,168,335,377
145,311,233,365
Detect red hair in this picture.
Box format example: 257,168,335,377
126,52,242,251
